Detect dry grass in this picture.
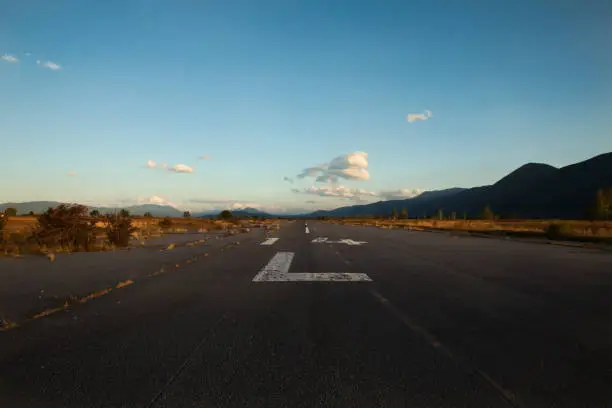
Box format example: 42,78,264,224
334,218,612,242
0,317,19,331
115,279,134,289
1,216,270,256
78,288,113,304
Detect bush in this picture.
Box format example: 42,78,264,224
545,223,573,240
219,210,233,220
0,214,5,243
105,213,137,247
3,207,17,217
31,204,97,251
158,217,173,228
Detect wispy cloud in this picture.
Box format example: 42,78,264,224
1,54,18,63
66,171,77,176
297,152,370,183
197,155,210,160
378,188,424,200
283,176,294,184
292,185,378,201
146,160,192,173
37,60,62,70
406,110,432,123
167,164,194,173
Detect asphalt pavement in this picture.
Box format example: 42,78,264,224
1,221,611,407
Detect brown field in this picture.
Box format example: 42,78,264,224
1,216,280,256
331,218,612,242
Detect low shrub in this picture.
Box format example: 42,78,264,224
545,222,574,240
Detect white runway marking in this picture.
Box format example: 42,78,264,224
305,227,310,234
260,238,279,246
252,252,294,282
310,237,367,246
253,252,372,282
270,273,372,282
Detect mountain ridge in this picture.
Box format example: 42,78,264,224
306,152,612,219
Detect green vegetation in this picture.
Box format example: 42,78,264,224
143,211,153,217
3,207,17,217
482,205,495,220
104,213,137,247
89,209,100,217
31,204,97,251
183,211,191,218
400,207,408,219
158,217,173,228
594,188,612,220
119,209,130,218
219,210,233,220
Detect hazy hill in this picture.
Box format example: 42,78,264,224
195,207,273,218
0,202,183,217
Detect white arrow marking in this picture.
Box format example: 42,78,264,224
253,252,372,282
260,238,279,246
310,237,367,246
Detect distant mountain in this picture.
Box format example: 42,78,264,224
195,207,273,218
307,188,467,218
306,152,612,219
118,205,183,217
0,201,183,217
0,201,63,215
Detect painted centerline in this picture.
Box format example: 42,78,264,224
260,238,280,246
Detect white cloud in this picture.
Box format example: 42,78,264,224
66,171,77,176
293,185,378,201
1,54,18,63
146,160,192,173
137,195,178,208
378,188,424,200
297,152,370,182
406,110,432,123
39,60,62,70
167,164,194,173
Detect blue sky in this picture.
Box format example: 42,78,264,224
1,0,611,213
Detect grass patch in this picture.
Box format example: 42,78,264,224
116,279,134,289
78,288,113,304
0,316,19,331
333,218,612,244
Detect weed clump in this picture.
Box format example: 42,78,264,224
545,222,573,240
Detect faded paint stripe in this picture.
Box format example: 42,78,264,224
252,252,295,282
260,238,279,246
305,227,310,234
257,272,372,282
